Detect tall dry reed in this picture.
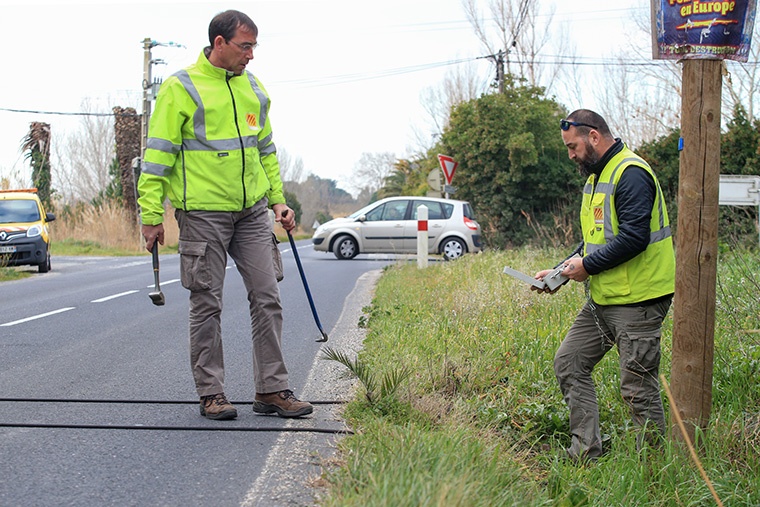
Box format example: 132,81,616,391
50,201,179,251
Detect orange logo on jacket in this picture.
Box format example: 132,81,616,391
245,113,258,130
593,207,604,224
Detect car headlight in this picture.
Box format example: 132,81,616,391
27,224,42,238
314,225,326,236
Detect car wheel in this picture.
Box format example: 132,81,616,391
38,252,51,273
440,237,466,261
333,235,358,260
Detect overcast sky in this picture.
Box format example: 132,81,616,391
0,0,645,194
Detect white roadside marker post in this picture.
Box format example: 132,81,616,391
417,204,428,269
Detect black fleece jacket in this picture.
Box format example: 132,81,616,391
581,139,656,276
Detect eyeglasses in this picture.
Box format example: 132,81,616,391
560,119,598,131
227,39,259,52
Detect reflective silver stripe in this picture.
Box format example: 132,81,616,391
259,142,276,157
616,157,666,231
247,74,268,129
141,161,173,177
175,70,206,142
589,231,671,249
258,132,276,155
146,137,181,154
597,155,669,246
586,243,603,253
182,136,258,152
586,228,670,253
603,158,637,241
583,182,594,195
172,70,264,154
655,181,666,230
651,225,671,243
594,182,615,194
258,132,273,147
183,138,246,152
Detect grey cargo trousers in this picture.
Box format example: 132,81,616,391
553,296,671,460
175,198,289,397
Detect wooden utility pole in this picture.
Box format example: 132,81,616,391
670,59,722,444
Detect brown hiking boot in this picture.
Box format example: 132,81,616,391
252,389,313,418
200,393,237,420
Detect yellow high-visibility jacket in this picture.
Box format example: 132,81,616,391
138,50,284,225
581,145,675,305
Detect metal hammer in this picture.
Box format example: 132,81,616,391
149,241,165,306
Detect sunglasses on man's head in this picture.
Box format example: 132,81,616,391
560,119,598,131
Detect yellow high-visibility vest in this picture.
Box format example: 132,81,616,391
138,51,284,225
581,145,675,305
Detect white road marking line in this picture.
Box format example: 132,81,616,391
91,290,139,303
112,260,151,269
1,307,76,327
281,244,311,254
145,279,180,288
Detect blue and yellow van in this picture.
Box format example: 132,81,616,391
0,189,55,273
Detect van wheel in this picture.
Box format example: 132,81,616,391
38,252,51,273
333,235,358,260
440,237,466,261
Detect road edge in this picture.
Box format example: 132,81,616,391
240,268,382,506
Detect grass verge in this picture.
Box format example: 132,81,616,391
319,247,760,506
52,238,163,256
0,266,32,282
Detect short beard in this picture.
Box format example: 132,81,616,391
577,139,600,178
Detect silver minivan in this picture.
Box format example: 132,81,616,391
311,196,482,260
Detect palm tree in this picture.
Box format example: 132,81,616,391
21,122,52,206
113,106,141,223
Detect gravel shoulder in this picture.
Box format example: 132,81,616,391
241,268,381,506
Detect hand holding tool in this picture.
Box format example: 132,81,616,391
282,211,328,342
149,241,165,306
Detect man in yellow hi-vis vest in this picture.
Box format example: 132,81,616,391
534,109,675,462
138,10,312,421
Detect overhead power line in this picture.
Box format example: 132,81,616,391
269,57,477,89
3,54,758,116
0,107,138,117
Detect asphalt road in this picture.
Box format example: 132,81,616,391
0,240,392,506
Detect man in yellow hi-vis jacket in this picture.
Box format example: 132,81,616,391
138,10,312,421
534,109,675,462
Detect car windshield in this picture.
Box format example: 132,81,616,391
348,201,387,219
0,199,41,224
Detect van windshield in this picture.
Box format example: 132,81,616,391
0,200,41,224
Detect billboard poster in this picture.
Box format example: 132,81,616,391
653,0,758,61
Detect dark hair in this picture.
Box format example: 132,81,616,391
566,109,612,138
208,10,257,45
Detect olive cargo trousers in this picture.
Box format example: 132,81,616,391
175,199,290,397
553,296,671,460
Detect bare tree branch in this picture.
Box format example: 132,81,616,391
52,99,115,202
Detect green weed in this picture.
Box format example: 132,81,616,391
320,247,760,506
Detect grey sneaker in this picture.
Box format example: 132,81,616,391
200,393,237,420
252,390,313,418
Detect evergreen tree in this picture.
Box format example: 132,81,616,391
439,84,582,248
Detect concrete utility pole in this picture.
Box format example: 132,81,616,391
479,50,506,94
140,38,183,162
140,38,155,164
670,59,722,445
495,50,505,94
